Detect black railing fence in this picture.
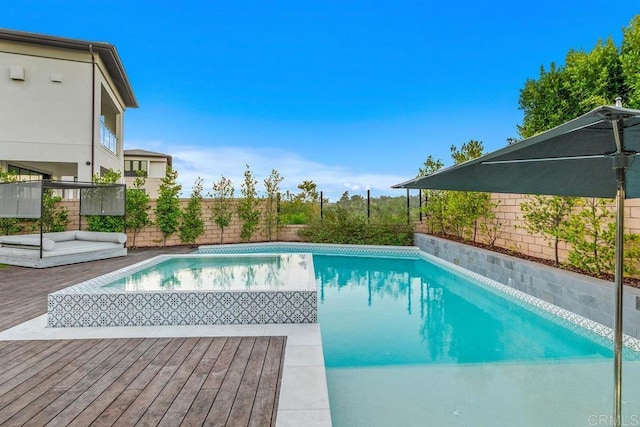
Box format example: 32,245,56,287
278,189,425,225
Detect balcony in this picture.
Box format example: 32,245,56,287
100,120,118,154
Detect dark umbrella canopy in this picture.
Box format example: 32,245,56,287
393,104,640,427
394,106,640,198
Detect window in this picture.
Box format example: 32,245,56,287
7,164,51,181
124,160,148,177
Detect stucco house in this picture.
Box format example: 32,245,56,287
123,149,172,198
0,28,137,185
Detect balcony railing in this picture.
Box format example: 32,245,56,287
100,121,118,154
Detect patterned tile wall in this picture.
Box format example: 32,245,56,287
48,290,317,327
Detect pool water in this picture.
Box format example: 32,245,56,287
312,254,640,426
316,255,611,367
104,254,312,292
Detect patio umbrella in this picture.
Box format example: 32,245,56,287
393,103,640,427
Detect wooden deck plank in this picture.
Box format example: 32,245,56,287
227,336,270,426
204,337,257,426
0,340,78,392
22,338,144,426
0,339,40,358
47,338,158,426
178,337,240,426
1,339,128,427
136,337,213,425
157,336,229,427
0,337,285,427
113,337,200,426
250,336,286,427
67,338,171,427
0,339,103,413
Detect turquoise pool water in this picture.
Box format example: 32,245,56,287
104,254,312,292
311,254,638,426
315,254,611,367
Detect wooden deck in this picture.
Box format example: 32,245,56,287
0,336,285,426
0,247,287,426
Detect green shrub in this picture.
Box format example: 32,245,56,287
298,207,414,246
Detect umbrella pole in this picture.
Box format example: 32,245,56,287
613,167,625,427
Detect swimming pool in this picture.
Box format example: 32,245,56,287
197,243,640,426
47,253,317,327
48,243,640,425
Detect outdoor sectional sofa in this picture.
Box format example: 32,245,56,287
0,230,127,268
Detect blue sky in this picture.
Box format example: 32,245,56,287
3,2,636,200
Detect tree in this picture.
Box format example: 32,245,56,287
562,198,616,275
279,180,320,225
518,62,571,138
125,171,152,248
210,175,234,243
418,155,446,234
520,195,576,266
447,141,492,241
179,177,205,245
563,38,624,112
263,169,283,241
155,166,182,246
622,15,640,108
86,169,124,232
297,180,319,203
41,191,70,233
237,165,261,242
518,19,634,138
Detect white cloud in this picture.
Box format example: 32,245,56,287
127,140,410,201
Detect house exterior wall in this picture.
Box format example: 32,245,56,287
0,39,126,183
123,156,169,198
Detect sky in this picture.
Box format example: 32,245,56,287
2,1,637,200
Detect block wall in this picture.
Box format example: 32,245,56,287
60,199,303,247
417,194,640,265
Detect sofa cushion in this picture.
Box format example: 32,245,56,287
0,235,56,251
75,231,127,244
44,231,78,242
